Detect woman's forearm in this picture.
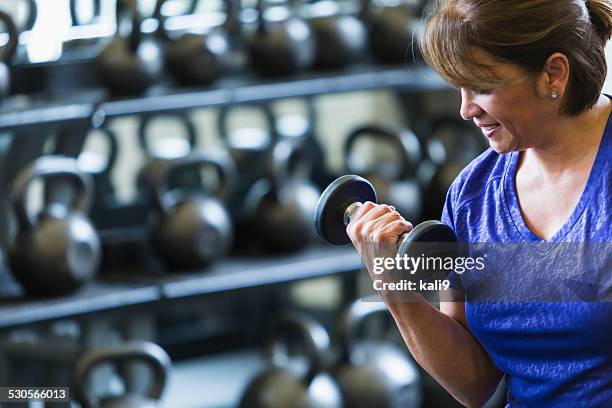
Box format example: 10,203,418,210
386,298,502,407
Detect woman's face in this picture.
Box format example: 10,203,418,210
459,50,559,153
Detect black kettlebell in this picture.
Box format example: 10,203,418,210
154,0,242,86
244,138,320,253
137,112,200,194
270,98,328,187
332,300,422,408
360,0,423,64
240,312,343,408
217,103,278,221
96,0,162,95
304,0,367,69
344,124,423,222
419,118,488,221
139,112,197,159
8,156,101,296
74,341,172,408
0,9,18,102
78,126,119,210
247,0,316,76
149,149,235,269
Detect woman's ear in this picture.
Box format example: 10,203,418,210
537,52,570,101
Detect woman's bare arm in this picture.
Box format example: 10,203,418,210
387,295,502,407
347,202,502,407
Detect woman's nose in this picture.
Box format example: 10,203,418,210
460,89,484,120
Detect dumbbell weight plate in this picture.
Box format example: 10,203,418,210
315,175,376,245
316,175,457,251
397,220,456,256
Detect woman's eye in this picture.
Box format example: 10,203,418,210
473,88,492,95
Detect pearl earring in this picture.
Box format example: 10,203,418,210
550,90,559,100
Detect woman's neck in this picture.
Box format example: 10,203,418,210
520,94,611,181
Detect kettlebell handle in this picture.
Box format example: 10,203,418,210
70,0,103,26
80,127,119,176
338,300,392,362
116,0,142,52
222,0,242,36
265,313,331,385
24,0,38,31
270,139,312,188
73,341,171,408
152,149,236,213
0,10,19,63
217,103,278,148
271,97,317,140
254,0,268,33
138,113,197,158
153,0,170,39
12,156,94,231
344,124,421,180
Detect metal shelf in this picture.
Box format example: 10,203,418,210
0,64,447,130
99,64,447,118
0,245,360,329
0,98,96,130
159,245,360,299
0,280,161,329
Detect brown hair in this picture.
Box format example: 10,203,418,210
419,0,612,115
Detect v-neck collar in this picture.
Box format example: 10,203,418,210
502,98,612,243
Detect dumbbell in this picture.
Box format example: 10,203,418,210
314,175,456,257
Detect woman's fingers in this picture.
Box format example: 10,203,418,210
347,203,412,244
348,203,393,239
352,201,382,222
373,219,414,243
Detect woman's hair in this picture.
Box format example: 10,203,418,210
419,0,612,115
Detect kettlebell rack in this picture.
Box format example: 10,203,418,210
0,246,359,330
0,64,445,130
0,63,448,328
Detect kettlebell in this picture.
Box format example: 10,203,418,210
270,98,328,187
217,103,277,222
332,300,422,408
77,126,119,210
154,0,242,86
247,0,316,77
304,0,367,69
149,149,235,269
74,341,171,408
360,0,423,64
138,112,197,159
240,312,343,408
8,156,101,296
96,0,162,95
0,9,18,102
137,112,200,195
419,118,488,221
344,124,423,222
244,138,320,253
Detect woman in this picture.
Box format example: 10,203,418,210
348,0,612,406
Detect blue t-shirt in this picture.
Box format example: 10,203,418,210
440,108,612,407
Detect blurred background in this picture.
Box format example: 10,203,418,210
0,0,609,407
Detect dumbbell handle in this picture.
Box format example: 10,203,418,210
343,201,410,246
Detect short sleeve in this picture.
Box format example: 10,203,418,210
441,185,465,291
